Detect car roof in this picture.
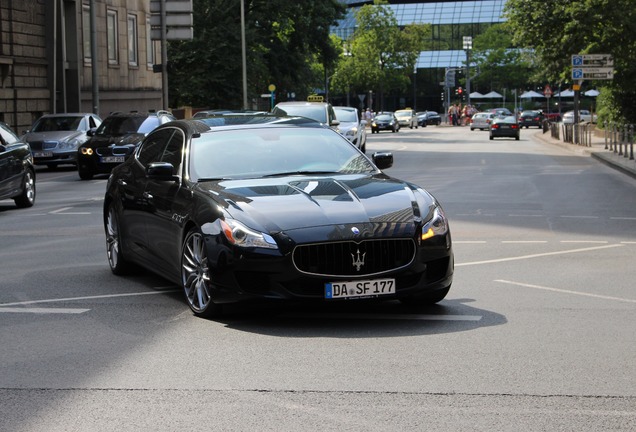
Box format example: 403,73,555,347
155,115,325,135
38,113,97,118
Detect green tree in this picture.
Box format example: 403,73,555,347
167,0,344,109
504,0,636,123
471,23,537,94
330,0,429,111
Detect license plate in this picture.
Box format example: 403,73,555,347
325,278,395,299
500,125,510,129
100,156,125,163
33,151,52,158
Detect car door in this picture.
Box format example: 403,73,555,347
0,125,25,199
141,127,190,275
117,128,174,259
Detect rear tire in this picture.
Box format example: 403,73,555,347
14,169,36,208
105,203,132,275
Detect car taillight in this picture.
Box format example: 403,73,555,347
492,124,499,129
511,124,519,129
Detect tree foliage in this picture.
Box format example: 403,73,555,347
470,23,537,93
330,0,429,110
167,0,345,109
504,0,636,123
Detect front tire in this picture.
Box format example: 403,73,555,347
105,203,132,275
181,228,222,318
14,169,36,208
400,287,450,307
78,168,94,180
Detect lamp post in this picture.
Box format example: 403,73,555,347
463,36,472,107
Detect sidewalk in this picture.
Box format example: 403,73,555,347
531,127,636,180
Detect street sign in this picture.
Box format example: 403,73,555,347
151,27,193,40
544,85,552,98
150,0,193,41
571,54,614,68
572,67,614,80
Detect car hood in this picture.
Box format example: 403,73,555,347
198,174,434,236
86,133,146,147
23,131,84,142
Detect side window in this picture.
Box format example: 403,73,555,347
137,129,173,167
160,129,184,175
0,124,19,145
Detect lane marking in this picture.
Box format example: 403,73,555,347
0,307,90,314
560,240,608,244
611,217,636,221
49,207,91,215
456,244,623,267
560,215,599,219
501,241,548,244
281,313,482,321
495,280,636,304
0,289,179,308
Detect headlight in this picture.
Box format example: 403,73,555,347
58,137,82,150
421,206,448,241
345,128,357,138
220,218,278,249
80,147,93,155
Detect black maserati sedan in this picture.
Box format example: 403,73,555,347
104,116,453,318
0,121,36,208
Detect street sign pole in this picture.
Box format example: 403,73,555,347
160,0,169,110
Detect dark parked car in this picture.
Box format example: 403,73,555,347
0,122,36,208
103,116,453,318
22,113,102,169
416,111,442,126
370,113,400,133
77,110,175,180
519,110,544,128
489,116,520,140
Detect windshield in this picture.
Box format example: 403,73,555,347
32,116,82,132
375,115,392,121
394,111,411,118
273,105,327,123
190,127,375,180
334,109,357,122
97,116,146,136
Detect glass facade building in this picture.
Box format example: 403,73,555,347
332,0,507,111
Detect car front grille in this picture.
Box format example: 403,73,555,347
28,141,59,151
293,238,416,277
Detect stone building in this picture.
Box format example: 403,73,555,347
0,0,162,134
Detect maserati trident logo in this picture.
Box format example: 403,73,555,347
351,249,366,271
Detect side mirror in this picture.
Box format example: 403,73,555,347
372,152,393,170
330,119,340,127
87,128,97,137
360,120,367,126
147,162,178,181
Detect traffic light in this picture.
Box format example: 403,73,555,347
458,86,463,95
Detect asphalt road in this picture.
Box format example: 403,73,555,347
1,125,635,431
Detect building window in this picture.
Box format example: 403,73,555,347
107,10,118,64
146,17,155,68
82,6,91,62
128,14,138,67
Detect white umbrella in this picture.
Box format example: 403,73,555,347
482,91,503,98
469,92,484,99
554,89,575,97
584,89,600,97
519,90,545,98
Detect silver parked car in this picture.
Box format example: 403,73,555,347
22,113,102,169
333,106,367,152
470,112,495,131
